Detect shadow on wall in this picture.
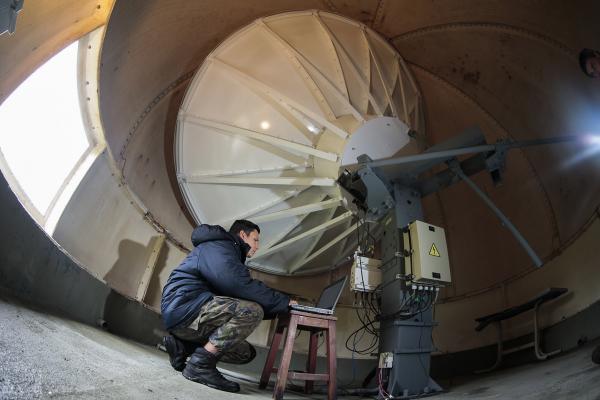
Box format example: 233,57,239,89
101,236,170,345
103,236,170,307
104,239,147,295
0,166,165,346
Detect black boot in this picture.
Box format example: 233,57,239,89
163,335,197,372
182,348,240,393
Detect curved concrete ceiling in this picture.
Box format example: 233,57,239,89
95,1,600,297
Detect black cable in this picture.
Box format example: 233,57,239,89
370,291,380,313
355,302,377,336
415,291,432,315
414,291,430,314
382,289,436,322
399,289,416,317
362,296,379,336
346,217,382,358
345,307,379,355
344,326,376,355
349,310,369,344
367,292,379,315
355,214,364,253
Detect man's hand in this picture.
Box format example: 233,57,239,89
288,299,298,306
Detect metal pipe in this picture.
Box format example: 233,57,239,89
369,135,584,168
449,163,544,268
369,144,495,167
507,135,583,149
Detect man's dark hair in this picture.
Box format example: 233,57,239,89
579,48,599,77
229,219,260,236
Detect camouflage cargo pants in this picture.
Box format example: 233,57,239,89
171,296,263,364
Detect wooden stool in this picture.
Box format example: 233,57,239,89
259,310,337,400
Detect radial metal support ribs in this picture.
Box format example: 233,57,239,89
182,176,336,187
290,221,360,273
252,198,342,223
182,114,338,162
181,164,308,178
287,206,337,275
257,20,336,121
214,188,307,228
394,59,410,123
259,20,365,123
210,57,349,139
362,30,397,117
314,12,383,115
253,192,329,255
254,211,353,258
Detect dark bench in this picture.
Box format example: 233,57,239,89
474,287,568,372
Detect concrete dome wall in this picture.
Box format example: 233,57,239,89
1,0,599,361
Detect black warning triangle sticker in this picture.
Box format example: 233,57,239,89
429,243,441,257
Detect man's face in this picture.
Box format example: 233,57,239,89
239,229,260,258
586,54,600,78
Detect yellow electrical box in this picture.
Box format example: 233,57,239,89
403,220,451,285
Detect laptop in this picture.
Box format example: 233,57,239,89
290,276,348,315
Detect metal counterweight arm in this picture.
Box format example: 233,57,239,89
447,159,543,268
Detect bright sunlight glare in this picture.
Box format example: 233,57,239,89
562,134,600,169
0,41,90,214
585,134,600,145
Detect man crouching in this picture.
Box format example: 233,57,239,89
160,220,295,392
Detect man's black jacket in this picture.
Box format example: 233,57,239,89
161,224,290,331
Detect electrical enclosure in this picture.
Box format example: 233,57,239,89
350,255,382,292
403,220,451,284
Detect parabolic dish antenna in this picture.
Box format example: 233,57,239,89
176,10,423,275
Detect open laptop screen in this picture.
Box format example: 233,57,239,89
315,276,348,310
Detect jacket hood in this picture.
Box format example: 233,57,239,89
191,224,231,246
191,224,250,260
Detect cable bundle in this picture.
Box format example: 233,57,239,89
345,291,380,356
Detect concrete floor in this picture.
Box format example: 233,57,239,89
436,343,600,400
1,294,600,400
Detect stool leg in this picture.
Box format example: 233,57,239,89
305,331,319,394
274,317,298,400
326,321,337,400
260,319,286,389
